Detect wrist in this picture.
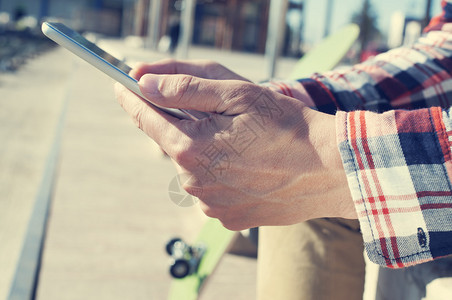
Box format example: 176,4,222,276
305,108,342,172
304,108,357,219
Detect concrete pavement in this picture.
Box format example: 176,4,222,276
0,47,72,300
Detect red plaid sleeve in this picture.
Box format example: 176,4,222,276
335,4,452,268
265,23,452,113
337,108,452,268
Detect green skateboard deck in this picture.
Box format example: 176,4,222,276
167,23,360,300
288,24,359,79
168,218,237,300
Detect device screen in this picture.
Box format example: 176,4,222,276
46,22,132,77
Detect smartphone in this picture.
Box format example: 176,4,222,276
41,22,197,120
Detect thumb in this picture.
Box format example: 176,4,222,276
138,74,249,115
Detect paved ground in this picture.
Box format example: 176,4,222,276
0,41,385,300
0,47,72,300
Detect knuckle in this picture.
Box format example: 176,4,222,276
114,85,149,131
172,139,198,166
172,149,190,166
226,82,258,102
221,221,243,232
199,201,246,231
177,173,203,198
133,61,148,71
182,183,203,199
168,75,198,104
161,58,177,64
200,203,221,219
129,102,147,130
203,60,220,75
203,60,236,80
202,59,217,66
159,58,177,70
241,81,262,97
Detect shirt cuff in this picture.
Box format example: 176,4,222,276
336,108,452,268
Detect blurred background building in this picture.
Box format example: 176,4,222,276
0,0,304,55
0,0,125,36
0,0,441,60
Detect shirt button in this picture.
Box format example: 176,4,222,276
417,227,427,248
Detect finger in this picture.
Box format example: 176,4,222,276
114,82,190,156
130,59,210,80
138,73,257,115
130,59,248,81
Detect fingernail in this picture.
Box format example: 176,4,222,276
139,75,161,98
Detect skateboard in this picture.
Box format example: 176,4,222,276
166,23,360,300
167,218,237,300
288,23,359,79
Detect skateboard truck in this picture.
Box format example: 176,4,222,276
166,238,206,279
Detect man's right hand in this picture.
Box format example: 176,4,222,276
115,61,357,231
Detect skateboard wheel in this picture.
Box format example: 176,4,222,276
166,238,182,255
170,259,190,278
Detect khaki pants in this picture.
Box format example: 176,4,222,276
376,255,452,300
257,218,365,300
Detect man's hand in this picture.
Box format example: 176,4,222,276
115,61,356,230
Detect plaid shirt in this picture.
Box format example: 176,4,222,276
264,0,452,268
